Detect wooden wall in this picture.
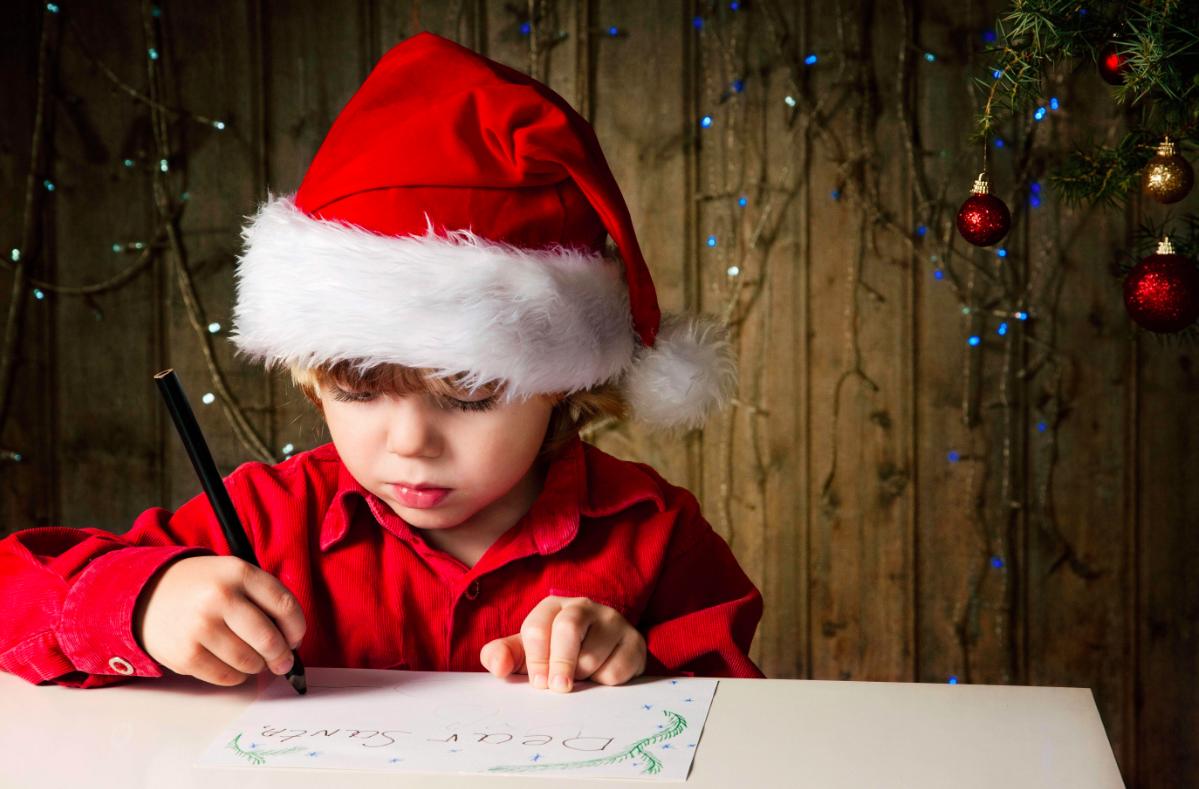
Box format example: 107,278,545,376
1,2,1195,785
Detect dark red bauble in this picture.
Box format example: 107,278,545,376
1123,245,1199,333
1098,41,1131,85
956,192,1011,247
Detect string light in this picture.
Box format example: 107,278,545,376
991,556,1005,569
33,289,45,300
159,158,169,172
706,234,718,247
207,321,221,334
968,335,981,346
916,224,928,237
934,269,945,280
10,249,19,262
992,69,1003,79
997,321,1008,336
1049,97,1060,110
281,443,295,455
830,189,840,200
804,54,818,65
982,29,997,43
607,26,619,37
784,95,797,107
997,247,1007,258
201,392,216,405
731,78,745,93
1036,421,1048,433
993,138,1006,149
1033,106,1047,121
692,16,704,30
43,180,54,191
1014,310,1028,321
148,47,159,61
519,22,530,36
45,2,58,12
923,52,937,62
212,120,226,130
948,675,959,684
947,450,960,463
123,158,134,168
727,265,741,277
1029,181,1042,208
700,115,713,128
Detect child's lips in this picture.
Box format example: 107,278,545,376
390,483,452,509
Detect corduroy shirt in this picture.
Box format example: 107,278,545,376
0,435,765,688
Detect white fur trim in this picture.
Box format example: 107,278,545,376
229,194,637,401
622,313,738,431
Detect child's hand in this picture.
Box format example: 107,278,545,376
131,555,307,687
479,595,646,692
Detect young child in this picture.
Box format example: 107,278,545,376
0,32,764,692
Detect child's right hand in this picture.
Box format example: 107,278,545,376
131,555,307,687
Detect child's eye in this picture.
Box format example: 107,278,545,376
330,386,375,403
443,395,497,413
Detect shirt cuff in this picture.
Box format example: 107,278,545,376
56,545,213,678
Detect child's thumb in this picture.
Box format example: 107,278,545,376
480,634,525,676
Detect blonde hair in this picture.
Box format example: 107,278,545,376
289,360,627,461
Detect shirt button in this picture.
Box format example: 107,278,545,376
108,657,134,675
464,580,480,600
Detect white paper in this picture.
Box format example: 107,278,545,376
195,667,718,781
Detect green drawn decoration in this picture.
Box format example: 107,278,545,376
488,709,688,776
226,732,307,766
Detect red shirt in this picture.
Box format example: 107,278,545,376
0,436,764,688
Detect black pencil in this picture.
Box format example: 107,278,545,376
153,368,307,695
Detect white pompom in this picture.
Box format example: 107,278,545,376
622,313,738,431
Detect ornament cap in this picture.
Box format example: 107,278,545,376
1157,236,1175,255
1156,136,1176,157
971,172,991,195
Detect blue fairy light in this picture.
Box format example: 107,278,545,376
924,52,936,63
982,29,996,43
46,2,59,12
706,235,718,247
916,224,928,237
991,556,1004,569
43,180,55,191
730,1,741,9
968,335,982,347
693,16,704,29
830,189,841,200
933,269,944,280
608,26,619,37
993,138,1005,149
201,393,216,405
732,78,745,93
1014,310,1028,321
997,247,1007,258
148,47,159,60
1049,97,1059,110
948,675,959,684
1036,421,1047,433
519,22,530,35
123,158,134,167
700,115,713,128
947,450,960,463
992,69,1003,79
1034,106,1047,121
738,195,748,207
33,288,45,300
804,53,818,66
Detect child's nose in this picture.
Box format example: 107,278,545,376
384,398,442,457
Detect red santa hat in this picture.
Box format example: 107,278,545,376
230,31,736,431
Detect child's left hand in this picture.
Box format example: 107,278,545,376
479,595,646,693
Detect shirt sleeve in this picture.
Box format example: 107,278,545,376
0,469,255,689
638,486,766,679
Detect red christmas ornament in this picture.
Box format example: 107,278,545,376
956,173,1011,247
1098,41,1131,85
1123,238,1199,333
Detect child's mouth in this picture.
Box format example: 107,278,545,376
390,483,452,509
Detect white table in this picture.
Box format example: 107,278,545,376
0,670,1123,787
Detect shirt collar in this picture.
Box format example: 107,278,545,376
318,435,665,555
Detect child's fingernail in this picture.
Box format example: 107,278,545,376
532,673,546,688
550,674,569,691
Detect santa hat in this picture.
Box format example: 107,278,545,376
230,32,736,431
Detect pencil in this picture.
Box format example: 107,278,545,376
153,368,307,695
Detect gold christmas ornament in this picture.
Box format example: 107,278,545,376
1141,136,1194,204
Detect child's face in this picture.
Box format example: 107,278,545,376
317,377,556,532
